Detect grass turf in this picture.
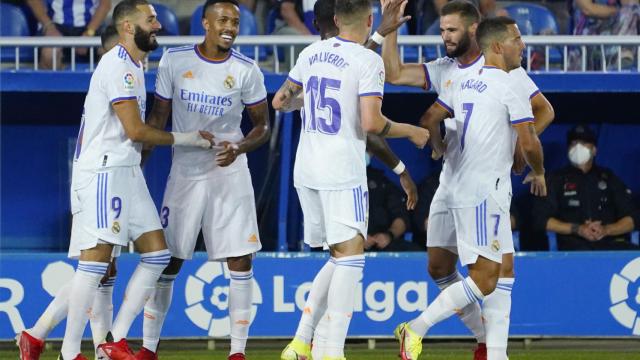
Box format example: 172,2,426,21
4,347,639,359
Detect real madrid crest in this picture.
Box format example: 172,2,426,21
112,221,121,234
224,75,235,89
491,239,500,252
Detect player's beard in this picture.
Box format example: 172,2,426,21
134,25,159,52
446,30,471,58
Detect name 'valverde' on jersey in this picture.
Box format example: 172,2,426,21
155,45,267,179
437,65,534,208
73,44,146,177
288,37,385,190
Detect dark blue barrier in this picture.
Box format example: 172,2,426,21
1,252,639,339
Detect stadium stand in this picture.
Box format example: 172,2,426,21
0,2,33,63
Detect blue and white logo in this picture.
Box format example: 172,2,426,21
609,257,640,335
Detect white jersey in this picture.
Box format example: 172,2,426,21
73,44,146,184
437,65,534,208
155,45,267,180
423,55,539,193
289,36,385,190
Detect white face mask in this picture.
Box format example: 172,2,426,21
568,143,592,166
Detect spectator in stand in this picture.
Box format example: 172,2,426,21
533,125,639,250
365,154,421,251
274,0,315,35
570,0,640,70
25,0,111,69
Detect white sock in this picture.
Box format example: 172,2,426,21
142,274,176,352
484,278,514,360
29,281,72,340
294,258,336,344
409,276,484,337
60,261,109,360
90,276,116,348
325,255,364,358
229,270,254,355
111,249,170,341
435,272,486,343
311,313,329,360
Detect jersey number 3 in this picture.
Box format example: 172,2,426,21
304,76,342,135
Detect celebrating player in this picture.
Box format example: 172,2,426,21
135,1,271,359
393,16,547,360
381,1,554,359
273,0,429,358
52,1,212,359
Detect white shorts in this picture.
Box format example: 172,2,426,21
296,182,368,249
451,192,514,266
161,168,261,261
426,186,457,253
69,166,162,257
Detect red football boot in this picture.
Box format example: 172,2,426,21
134,347,158,360
228,353,246,360
96,338,135,360
16,330,45,360
473,343,487,360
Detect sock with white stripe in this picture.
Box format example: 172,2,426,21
90,276,116,348
111,249,170,341
325,255,365,358
60,261,109,360
435,272,486,343
142,273,176,353
483,277,514,360
409,276,485,337
229,270,254,355
29,281,72,340
294,257,336,344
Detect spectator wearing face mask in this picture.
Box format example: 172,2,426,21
532,125,639,250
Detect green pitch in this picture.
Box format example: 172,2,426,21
4,347,639,359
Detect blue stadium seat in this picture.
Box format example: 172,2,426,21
503,3,562,66
149,3,180,61
191,5,267,60
371,3,418,61
0,3,34,63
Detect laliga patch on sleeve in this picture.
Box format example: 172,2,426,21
123,72,135,91
378,70,385,87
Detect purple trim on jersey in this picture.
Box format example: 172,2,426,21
529,89,541,99
167,46,193,54
287,76,302,86
231,50,254,65
436,98,454,116
511,117,534,124
422,63,431,90
482,65,499,69
111,96,137,104
458,53,483,69
243,97,267,107
116,44,141,68
194,44,231,64
359,92,383,98
154,93,171,102
335,36,355,43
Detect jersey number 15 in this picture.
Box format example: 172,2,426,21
303,76,342,135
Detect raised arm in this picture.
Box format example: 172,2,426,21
364,0,411,51
575,0,618,18
381,25,428,87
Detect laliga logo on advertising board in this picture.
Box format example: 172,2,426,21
184,262,262,336
609,257,640,335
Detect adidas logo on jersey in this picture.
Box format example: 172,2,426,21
248,234,258,243
182,70,194,79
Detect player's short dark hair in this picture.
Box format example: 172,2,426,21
476,16,516,51
112,0,150,25
101,25,118,48
314,0,335,26
202,0,240,18
334,0,372,24
441,0,481,26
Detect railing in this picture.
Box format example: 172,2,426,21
1,35,639,73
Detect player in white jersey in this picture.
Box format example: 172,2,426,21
273,0,429,358
133,1,270,359
382,2,555,359
392,16,548,360
50,2,213,360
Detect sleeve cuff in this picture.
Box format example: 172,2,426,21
359,92,383,98
154,92,171,101
511,117,534,125
243,97,267,107
110,96,137,104
529,89,541,99
287,76,302,86
436,98,453,116
422,63,431,91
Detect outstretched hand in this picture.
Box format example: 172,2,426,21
523,171,547,197
378,0,412,36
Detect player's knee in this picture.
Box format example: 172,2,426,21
227,254,252,272
428,261,455,281
162,257,184,275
